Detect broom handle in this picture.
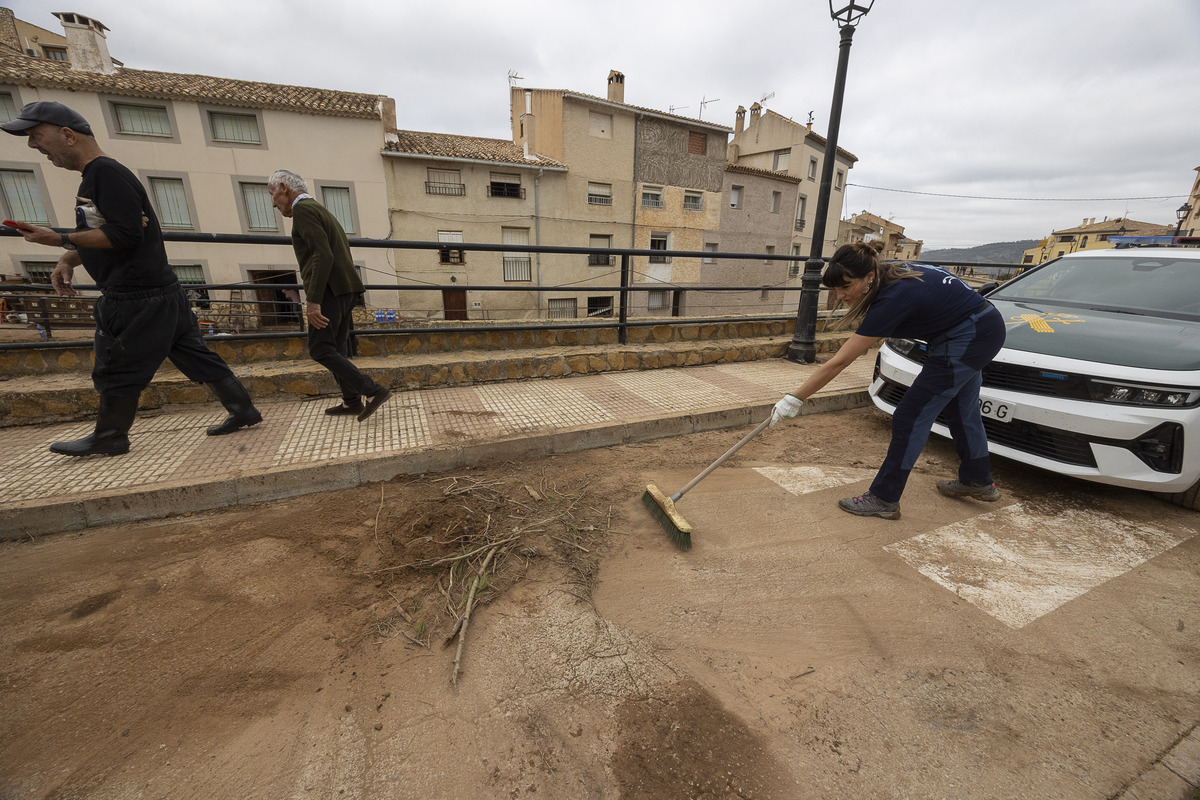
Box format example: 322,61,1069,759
671,416,773,502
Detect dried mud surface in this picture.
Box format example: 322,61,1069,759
2,407,1198,799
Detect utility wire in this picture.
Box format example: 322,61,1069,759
846,183,1184,202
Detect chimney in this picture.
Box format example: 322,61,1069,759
749,102,762,124
0,8,20,53
53,11,114,75
607,70,625,104
734,105,746,135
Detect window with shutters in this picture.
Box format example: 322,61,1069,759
588,234,614,266
173,264,211,308
683,192,703,211
589,112,612,139
488,173,523,199
703,243,717,264
729,185,743,209
426,167,465,196
319,184,356,234
42,46,68,62
773,149,790,171
687,131,706,155
764,245,775,264
502,227,531,281
204,107,265,147
808,157,818,180
115,103,172,137
239,182,278,231
641,186,663,208
149,177,194,229
649,233,670,264
0,92,18,123
438,231,465,264
647,290,668,310
770,191,781,213
587,182,612,206
0,169,50,224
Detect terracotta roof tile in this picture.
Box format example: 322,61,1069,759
385,129,566,169
0,49,384,118
1054,218,1173,235
725,162,802,183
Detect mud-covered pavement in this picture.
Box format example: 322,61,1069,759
2,407,1198,799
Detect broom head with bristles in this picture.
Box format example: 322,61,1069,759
642,483,693,551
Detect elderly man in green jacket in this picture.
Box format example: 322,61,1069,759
269,169,391,421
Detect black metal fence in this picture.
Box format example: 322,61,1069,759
0,229,1021,347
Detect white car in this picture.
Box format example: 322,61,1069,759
869,238,1200,509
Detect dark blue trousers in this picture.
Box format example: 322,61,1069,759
870,305,1007,503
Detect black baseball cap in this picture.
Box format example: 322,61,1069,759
1,101,93,136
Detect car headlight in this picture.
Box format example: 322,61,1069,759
1088,380,1200,408
886,338,920,358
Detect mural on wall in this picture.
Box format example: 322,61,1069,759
635,119,725,192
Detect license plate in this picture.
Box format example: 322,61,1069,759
979,397,1013,423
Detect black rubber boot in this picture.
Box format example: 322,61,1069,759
205,375,263,436
50,394,139,456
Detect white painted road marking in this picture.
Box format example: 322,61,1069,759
885,503,1199,628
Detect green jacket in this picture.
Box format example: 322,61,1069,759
290,197,364,301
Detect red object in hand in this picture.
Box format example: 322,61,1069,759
3,219,34,231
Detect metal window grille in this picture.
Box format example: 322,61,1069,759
587,184,613,205
683,194,703,211
587,296,614,317
795,218,806,231
149,177,192,229
587,254,616,266
115,104,172,137
642,191,663,208
426,182,466,196
321,186,355,234
0,170,49,223
438,231,465,264
240,183,277,231
489,173,523,198
649,236,670,264
210,112,261,144
547,298,577,319
502,257,532,281
21,260,56,283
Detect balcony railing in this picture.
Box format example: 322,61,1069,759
587,194,612,206
487,184,525,199
587,254,616,266
794,218,806,231
426,181,466,196
641,197,663,208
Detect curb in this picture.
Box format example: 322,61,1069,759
2,389,870,539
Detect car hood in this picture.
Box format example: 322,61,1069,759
989,299,1200,371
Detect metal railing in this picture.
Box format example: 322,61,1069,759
0,228,1022,348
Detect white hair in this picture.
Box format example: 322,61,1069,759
267,169,307,193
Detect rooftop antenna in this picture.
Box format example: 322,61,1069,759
507,69,524,87
760,91,775,105
698,95,720,118
669,104,690,114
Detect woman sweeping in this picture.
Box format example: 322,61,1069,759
770,242,1007,519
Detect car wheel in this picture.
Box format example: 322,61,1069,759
1153,479,1200,511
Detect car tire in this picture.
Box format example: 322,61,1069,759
1153,479,1200,511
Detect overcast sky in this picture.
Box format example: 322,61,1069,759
10,0,1200,249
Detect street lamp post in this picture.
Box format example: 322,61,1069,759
787,0,874,364
1176,203,1192,237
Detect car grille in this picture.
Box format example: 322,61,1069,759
874,379,1099,467
891,344,1093,401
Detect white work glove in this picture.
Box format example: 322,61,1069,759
770,393,803,427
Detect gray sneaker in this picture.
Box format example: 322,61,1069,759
838,491,901,519
936,480,1001,502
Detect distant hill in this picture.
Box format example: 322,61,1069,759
921,240,1039,265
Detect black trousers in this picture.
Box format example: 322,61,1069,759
93,284,233,398
309,289,382,402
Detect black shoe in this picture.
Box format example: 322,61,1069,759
326,401,364,416
51,394,138,457
357,389,392,422
205,375,263,436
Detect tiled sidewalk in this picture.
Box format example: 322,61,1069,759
1,358,875,537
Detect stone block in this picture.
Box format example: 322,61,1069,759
356,339,380,357
282,379,321,395
567,356,589,374
56,350,82,369
167,385,211,404
651,325,672,343
588,355,608,372
8,396,45,417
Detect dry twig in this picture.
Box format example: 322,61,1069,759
451,544,500,687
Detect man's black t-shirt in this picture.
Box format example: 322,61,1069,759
74,156,176,291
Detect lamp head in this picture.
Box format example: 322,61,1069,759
829,0,875,27
1178,203,1192,223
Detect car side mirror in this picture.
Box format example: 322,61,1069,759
977,281,999,295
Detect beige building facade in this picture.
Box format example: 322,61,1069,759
728,105,857,260
0,8,398,330
837,210,923,260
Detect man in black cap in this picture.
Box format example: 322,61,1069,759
2,101,263,456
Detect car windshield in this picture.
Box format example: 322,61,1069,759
990,254,1200,318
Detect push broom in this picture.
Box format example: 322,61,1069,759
642,415,773,550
